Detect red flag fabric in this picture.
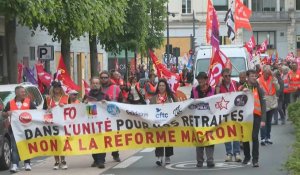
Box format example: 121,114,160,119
17,63,23,83
245,35,256,53
56,56,81,91
206,0,214,44
149,50,180,92
208,50,226,87
286,52,295,62
82,80,90,95
211,9,220,52
234,0,252,31
35,63,53,94
256,39,268,54
115,58,119,71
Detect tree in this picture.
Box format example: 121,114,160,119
145,0,167,51
99,0,148,81
0,0,48,83
89,0,127,76
143,0,167,70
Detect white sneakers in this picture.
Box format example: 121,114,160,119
10,163,31,173
10,164,18,173
225,154,233,162
53,161,68,170
25,163,32,171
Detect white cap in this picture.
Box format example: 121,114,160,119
68,90,78,94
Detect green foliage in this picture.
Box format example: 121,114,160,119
285,100,300,175
100,0,148,54
144,0,167,51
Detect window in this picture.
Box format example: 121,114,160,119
30,47,35,61
196,57,246,77
252,0,277,12
296,36,300,49
253,31,276,49
297,0,300,10
213,0,228,11
182,0,191,14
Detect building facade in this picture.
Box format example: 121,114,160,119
157,0,300,61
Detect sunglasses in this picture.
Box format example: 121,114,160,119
223,75,231,78
100,77,109,80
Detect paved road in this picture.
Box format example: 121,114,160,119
0,86,295,175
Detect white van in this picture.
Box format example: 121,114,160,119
193,45,250,84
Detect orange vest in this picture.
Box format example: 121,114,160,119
46,95,69,108
145,82,156,100
102,85,121,102
10,98,31,110
253,88,262,116
282,74,294,94
258,76,276,96
288,70,300,91
70,99,80,104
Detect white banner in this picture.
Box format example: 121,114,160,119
11,92,254,160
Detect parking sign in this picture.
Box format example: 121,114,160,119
38,45,54,60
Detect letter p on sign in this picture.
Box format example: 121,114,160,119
38,45,54,60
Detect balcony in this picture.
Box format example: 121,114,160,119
250,12,290,22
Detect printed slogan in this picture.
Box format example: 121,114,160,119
11,92,254,160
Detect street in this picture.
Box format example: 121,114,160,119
0,86,295,175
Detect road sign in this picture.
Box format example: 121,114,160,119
38,45,54,60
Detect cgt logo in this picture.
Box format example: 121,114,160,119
188,102,210,110
107,104,120,116
43,113,53,124
19,112,32,124
156,108,168,118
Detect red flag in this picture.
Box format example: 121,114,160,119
82,80,90,95
149,50,180,92
206,0,214,44
256,39,268,54
56,56,81,91
130,59,136,75
245,35,256,53
234,0,252,31
36,64,53,93
17,63,23,83
211,9,220,52
286,52,295,62
115,58,119,71
208,50,226,87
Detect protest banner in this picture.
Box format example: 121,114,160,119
11,92,254,160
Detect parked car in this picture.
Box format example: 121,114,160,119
0,82,44,170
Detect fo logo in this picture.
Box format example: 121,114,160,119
107,104,120,116
19,112,32,124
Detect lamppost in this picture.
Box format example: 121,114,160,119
166,3,175,68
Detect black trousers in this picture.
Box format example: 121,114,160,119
155,147,173,157
92,151,119,164
243,115,261,162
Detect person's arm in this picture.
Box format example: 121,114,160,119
258,86,267,123
29,101,37,110
2,103,11,118
190,89,194,99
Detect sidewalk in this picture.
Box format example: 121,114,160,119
17,149,141,175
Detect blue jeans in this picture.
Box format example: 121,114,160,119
10,132,30,165
224,141,240,155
